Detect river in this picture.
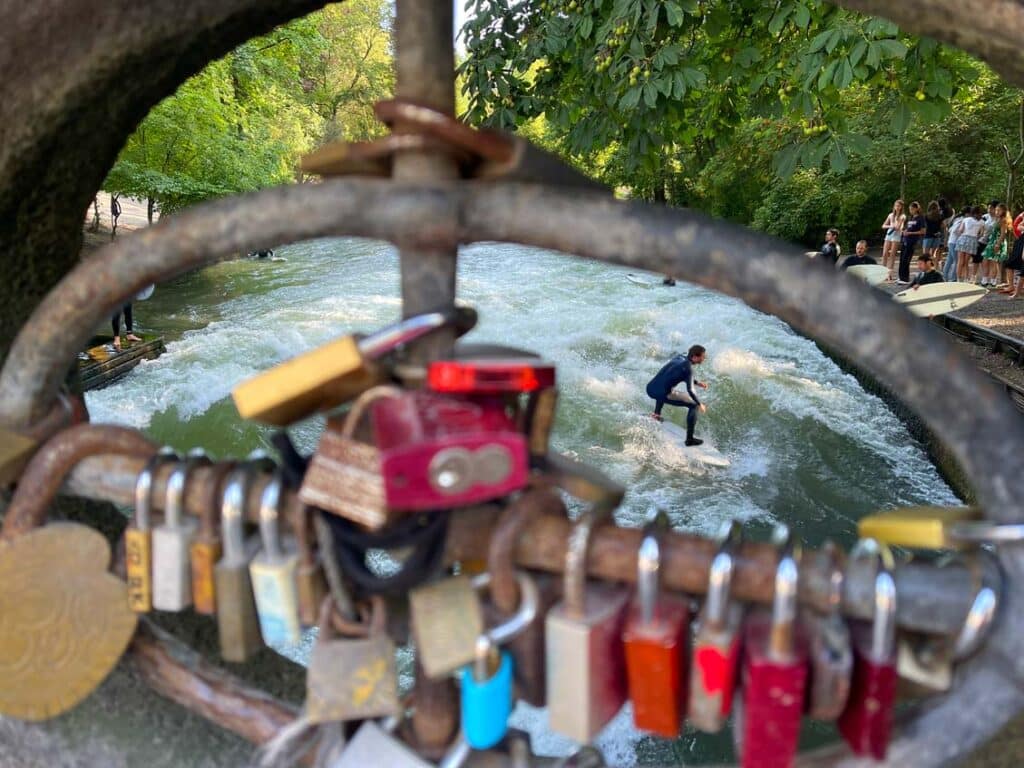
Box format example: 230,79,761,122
86,237,958,764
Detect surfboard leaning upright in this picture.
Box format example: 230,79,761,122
893,282,986,317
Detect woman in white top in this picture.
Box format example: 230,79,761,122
955,206,984,282
881,200,906,281
944,209,967,281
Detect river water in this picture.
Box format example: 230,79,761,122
86,238,958,764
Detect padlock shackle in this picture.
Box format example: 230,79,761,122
341,384,406,440
769,524,801,661
706,519,742,628
257,471,285,561
850,538,898,662
164,450,210,528
357,305,478,361
953,548,1002,661
471,571,538,646
221,466,257,562
133,447,177,532
564,502,615,618
637,509,670,626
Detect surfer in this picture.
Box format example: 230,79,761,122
909,253,944,288
839,240,876,270
646,345,708,446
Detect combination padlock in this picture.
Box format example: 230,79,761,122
232,306,477,426
152,451,209,611
622,510,690,738
735,525,808,768
249,471,302,645
459,571,538,750
214,467,264,662
837,539,898,760
688,519,743,733
124,448,177,613
803,542,852,720
305,595,399,723
546,504,629,742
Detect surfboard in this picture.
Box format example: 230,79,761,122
846,264,889,286
659,420,731,468
626,273,661,288
135,284,155,301
893,282,986,317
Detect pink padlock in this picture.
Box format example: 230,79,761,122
372,390,528,510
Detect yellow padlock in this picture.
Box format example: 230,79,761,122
857,505,980,549
232,308,475,426
0,427,36,488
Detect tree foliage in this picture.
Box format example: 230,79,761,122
104,0,392,213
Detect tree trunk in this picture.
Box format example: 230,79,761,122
147,196,155,225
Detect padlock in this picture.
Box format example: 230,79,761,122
232,306,476,426
190,460,236,615
371,389,529,510
897,631,952,693
837,539,898,760
524,386,559,459
298,385,403,530
152,451,209,611
332,719,432,768
622,510,689,738
249,471,302,645
734,525,808,768
802,542,852,720
482,489,565,706
124,448,177,613
425,357,556,395
293,504,328,627
409,573,485,679
305,595,399,723
546,504,629,742
459,571,538,750
857,505,979,549
0,426,36,487
215,467,265,662
688,519,744,733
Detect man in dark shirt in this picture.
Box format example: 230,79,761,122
840,240,877,270
899,201,927,284
909,254,944,287
819,228,841,264
646,344,709,445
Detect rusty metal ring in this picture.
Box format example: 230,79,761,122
2,179,1023,764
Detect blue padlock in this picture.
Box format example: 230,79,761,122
460,634,514,749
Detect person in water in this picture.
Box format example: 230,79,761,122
840,240,877,270
646,344,708,446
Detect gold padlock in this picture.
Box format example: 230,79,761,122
0,426,36,487
857,506,980,549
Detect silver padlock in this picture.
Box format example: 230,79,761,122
152,450,209,611
331,718,432,768
249,471,302,645
545,504,629,742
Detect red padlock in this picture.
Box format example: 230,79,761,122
735,525,808,768
622,510,690,738
371,390,528,511
837,539,897,761
426,358,556,395
688,520,744,733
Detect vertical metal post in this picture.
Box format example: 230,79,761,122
393,0,459,364
393,0,460,750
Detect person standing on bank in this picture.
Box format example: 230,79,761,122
646,345,709,446
881,199,906,281
898,201,927,284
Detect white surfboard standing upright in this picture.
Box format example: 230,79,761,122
893,282,986,317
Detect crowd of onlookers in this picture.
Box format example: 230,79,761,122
814,198,1024,297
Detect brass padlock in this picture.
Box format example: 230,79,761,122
0,426,36,487
409,574,485,679
232,308,476,426
190,460,237,615
298,386,402,530
125,448,178,613
293,504,328,627
215,467,264,662
305,596,399,723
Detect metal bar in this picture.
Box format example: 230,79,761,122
127,619,300,747
59,452,975,636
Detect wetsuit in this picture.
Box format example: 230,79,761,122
839,254,877,270
910,270,944,287
646,355,701,433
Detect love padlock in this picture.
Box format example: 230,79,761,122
688,519,743,733
735,525,808,768
803,542,852,720
460,571,539,749
152,450,210,611
124,448,177,613
249,471,302,645
215,466,264,662
622,510,689,738
837,539,897,761
190,460,237,615
546,503,629,742
292,504,328,627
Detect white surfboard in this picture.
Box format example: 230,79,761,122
626,273,661,288
135,284,155,301
659,420,731,468
846,264,889,286
894,282,986,317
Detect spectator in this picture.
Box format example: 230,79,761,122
840,240,876,270
881,199,905,281
898,201,926,284
944,207,966,282
1006,209,1024,298
975,200,999,285
983,203,1013,290
819,228,841,265
955,206,984,283
923,201,943,264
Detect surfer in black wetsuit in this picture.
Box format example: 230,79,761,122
646,344,708,446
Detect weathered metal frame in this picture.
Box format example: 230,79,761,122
3,179,1024,765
